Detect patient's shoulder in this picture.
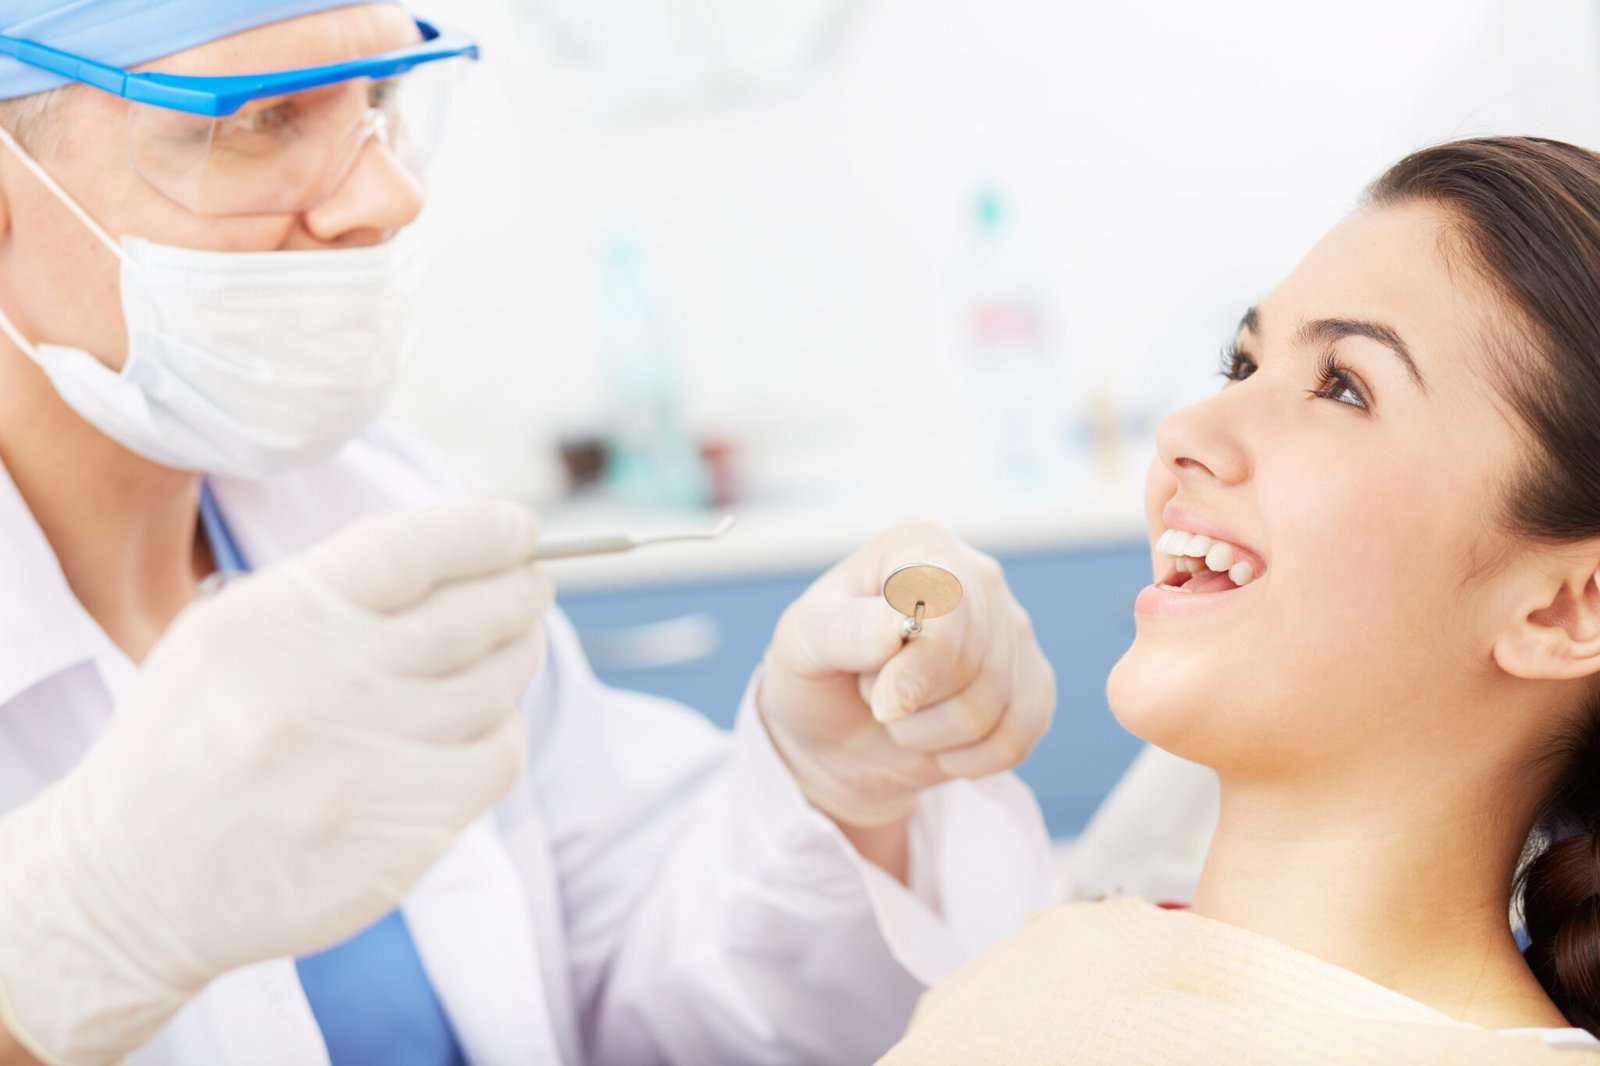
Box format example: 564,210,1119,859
887,899,1600,1065
912,898,1149,1023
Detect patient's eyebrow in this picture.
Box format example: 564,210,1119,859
1237,307,1426,392
1297,317,1427,393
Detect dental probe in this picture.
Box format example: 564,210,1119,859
534,515,737,561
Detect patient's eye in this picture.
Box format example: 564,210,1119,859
1218,343,1256,384
1309,350,1370,410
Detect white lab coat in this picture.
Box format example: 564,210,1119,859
0,427,1054,1065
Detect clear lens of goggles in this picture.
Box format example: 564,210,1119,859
126,59,460,217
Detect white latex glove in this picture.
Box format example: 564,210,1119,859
759,522,1057,829
0,500,552,1066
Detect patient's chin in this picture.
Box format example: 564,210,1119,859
1106,638,1218,761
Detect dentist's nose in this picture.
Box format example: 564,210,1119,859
1155,393,1251,488
300,135,425,248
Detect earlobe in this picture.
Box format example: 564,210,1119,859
1494,569,1600,681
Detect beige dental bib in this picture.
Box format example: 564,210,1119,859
878,897,1598,1065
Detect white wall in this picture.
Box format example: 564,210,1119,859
396,0,1600,500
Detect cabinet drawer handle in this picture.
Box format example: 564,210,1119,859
580,613,724,672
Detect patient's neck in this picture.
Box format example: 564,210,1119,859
1189,776,1568,1030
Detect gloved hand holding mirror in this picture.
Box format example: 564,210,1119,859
757,523,1057,830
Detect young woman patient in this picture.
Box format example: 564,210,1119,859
881,137,1600,1063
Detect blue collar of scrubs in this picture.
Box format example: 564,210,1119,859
198,482,249,574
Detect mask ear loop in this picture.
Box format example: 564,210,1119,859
0,123,125,260
0,122,130,363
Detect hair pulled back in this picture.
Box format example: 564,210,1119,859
1370,136,1600,1036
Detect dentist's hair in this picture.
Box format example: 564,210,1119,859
1370,136,1600,1037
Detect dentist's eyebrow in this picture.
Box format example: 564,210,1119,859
1296,317,1428,393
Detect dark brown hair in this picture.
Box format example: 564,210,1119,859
1369,136,1600,1036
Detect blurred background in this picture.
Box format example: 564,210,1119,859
394,0,1600,840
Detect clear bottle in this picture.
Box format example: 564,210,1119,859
599,225,709,509
961,187,1068,489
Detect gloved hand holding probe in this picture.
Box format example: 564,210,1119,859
0,500,551,1066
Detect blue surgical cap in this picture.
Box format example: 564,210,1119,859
0,0,401,100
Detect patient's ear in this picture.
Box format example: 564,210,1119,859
1494,562,1600,681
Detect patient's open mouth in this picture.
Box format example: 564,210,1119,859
1155,527,1261,592
1158,567,1238,593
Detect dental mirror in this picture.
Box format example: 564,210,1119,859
883,562,964,640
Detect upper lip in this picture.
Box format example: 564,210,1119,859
1158,503,1267,575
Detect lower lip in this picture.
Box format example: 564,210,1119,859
1133,578,1254,619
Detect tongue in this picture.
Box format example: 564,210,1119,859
1184,568,1237,594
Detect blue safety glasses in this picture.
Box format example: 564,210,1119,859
0,17,479,216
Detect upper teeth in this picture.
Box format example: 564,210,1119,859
1156,527,1258,587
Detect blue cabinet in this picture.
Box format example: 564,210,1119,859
559,542,1152,838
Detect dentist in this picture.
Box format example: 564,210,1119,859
0,3,1056,1065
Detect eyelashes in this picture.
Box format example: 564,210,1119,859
1218,342,1255,383
1216,343,1371,412
1309,350,1369,409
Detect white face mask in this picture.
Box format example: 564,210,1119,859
0,125,422,480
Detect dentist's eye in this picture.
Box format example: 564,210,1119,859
1308,350,1370,410
1218,343,1256,384
238,103,296,135
218,102,302,154
368,77,400,111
